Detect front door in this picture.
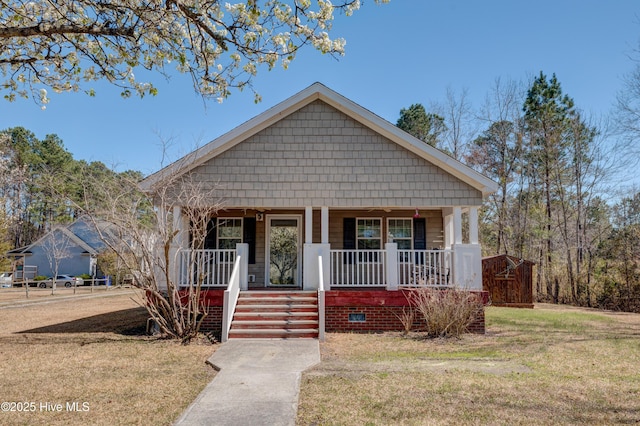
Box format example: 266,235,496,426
266,215,302,287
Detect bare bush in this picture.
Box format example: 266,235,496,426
408,287,484,338
386,304,416,335
68,161,223,344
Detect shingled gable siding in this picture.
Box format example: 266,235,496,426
189,100,483,208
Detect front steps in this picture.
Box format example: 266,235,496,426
228,291,319,339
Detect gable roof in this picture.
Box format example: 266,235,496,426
140,82,498,196
6,216,113,257
8,226,97,256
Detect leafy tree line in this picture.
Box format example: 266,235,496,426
0,127,144,252
398,73,640,312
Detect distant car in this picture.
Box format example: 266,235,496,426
0,272,12,288
38,275,84,288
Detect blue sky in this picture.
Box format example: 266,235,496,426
2,0,639,176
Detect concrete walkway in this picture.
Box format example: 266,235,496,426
175,339,321,426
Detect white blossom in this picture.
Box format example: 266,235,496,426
0,0,388,104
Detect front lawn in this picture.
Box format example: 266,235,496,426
297,304,640,425
0,291,216,425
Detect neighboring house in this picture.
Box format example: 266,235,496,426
140,83,498,340
7,216,108,282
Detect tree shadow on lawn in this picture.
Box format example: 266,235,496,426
18,307,149,336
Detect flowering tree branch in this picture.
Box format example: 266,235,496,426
0,0,386,106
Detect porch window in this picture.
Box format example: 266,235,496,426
387,219,413,249
217,218,242,250
357,218,382,250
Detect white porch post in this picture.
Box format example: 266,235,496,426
236,243,249,291
321,206,329,244
305,206,313,244
303,243,330,290
469,206,479,245
450,206,482,291
303,206,330,290
453,207,463,245
443,208,453,249
385,243,398,291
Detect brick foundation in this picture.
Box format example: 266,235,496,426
194,288,487,337
190,290,224,340
324,289,487,334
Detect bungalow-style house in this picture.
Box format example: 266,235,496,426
140,83,498,340
7,216,108,284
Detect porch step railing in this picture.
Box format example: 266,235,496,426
221,253,243,342
178,249,236,287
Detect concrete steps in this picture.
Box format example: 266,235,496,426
228,291,319,339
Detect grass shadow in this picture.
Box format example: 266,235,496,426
18,307,149,335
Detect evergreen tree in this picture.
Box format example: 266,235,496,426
396,103,446,147
522,72,576,302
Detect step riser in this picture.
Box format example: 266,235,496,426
236,300,318,308
232,323,318,330
235,308,317,314
229,334,319,339
230,291,319,339
239,291,316,295
234,314,318,321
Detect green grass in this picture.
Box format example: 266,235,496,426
488,306,614,333
298,304,640,425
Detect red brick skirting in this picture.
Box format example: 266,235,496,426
183,290,225,339
324,290,488,334
194,289,488,337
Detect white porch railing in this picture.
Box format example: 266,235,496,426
328,248,453,288
398,249,453,288
178,249,236,287
330,249,386,287
221,254,243,342
181,248,454,289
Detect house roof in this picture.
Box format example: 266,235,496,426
7,246,31,256
6,217,110,257
140,82,498,196
7,226,98,257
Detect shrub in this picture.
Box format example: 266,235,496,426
408,287,484,338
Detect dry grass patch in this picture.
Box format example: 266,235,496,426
0,286,118,305
0,291,217,425
298,305,640,425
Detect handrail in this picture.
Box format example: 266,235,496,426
318,254,325,341
221,254,242,342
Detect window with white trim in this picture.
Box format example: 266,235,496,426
217,218,242,249
357,218,382,250
387,218,413,250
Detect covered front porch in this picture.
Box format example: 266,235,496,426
174,205,482,291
